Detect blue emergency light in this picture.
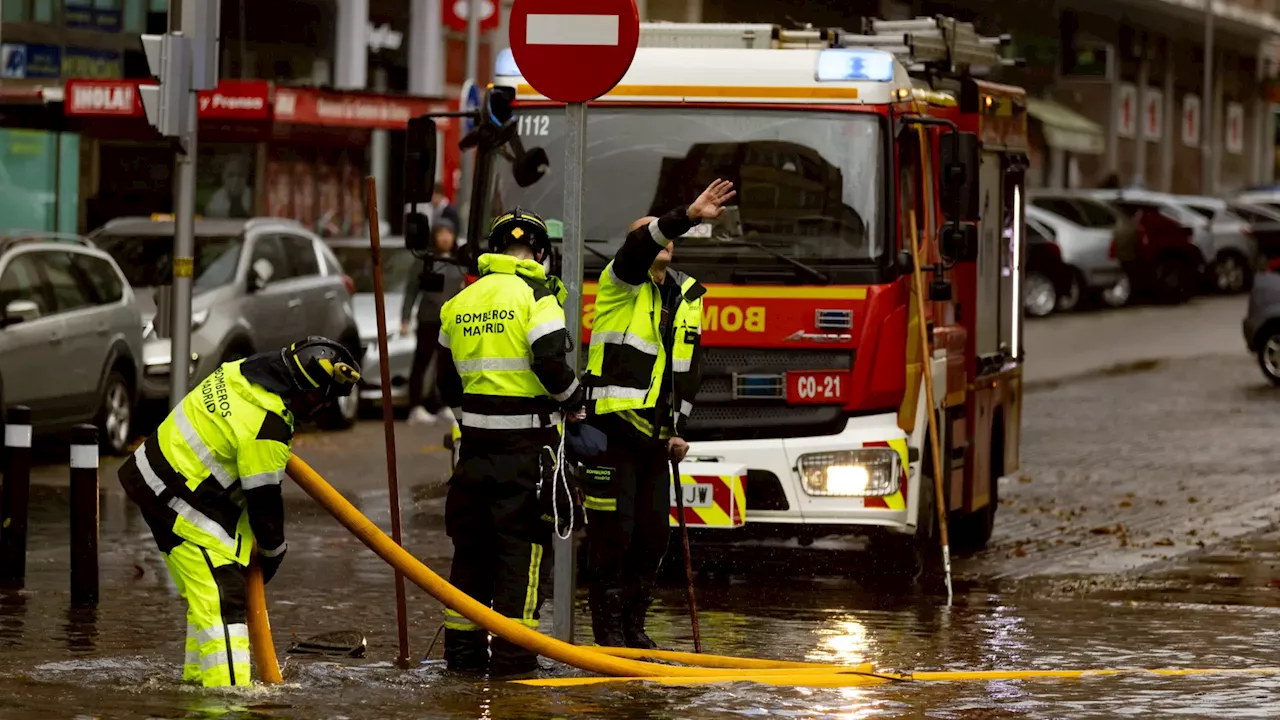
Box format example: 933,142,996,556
815,49,895,83
494,48,520,78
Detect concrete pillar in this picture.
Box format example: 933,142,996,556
1266,106,1278,185
409,0,445,95
1160,42,1175,192
497,0,513,53
334,0,369,90
1134,53,1149,187
636,0,647,20
371,67,390,218
684,0,701,23
1212,58,1224,193
1049,147,1066,189
1106,42,1120,175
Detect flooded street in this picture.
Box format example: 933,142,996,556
4,296,1280,718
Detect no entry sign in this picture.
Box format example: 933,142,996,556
508,0,640,103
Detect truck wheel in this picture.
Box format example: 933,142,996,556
871,464,944,593
1258,328,1280,386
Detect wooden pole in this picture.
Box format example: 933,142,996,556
670,459,702,652
907,210,953,602
245,556,283,683
365,175,412,668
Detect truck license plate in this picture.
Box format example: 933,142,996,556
671,483,715,508
786,370,848,404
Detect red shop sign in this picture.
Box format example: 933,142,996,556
273,87,444,129
64,80,142,117
198,80,271,120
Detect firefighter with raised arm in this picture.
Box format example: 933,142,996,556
580,179,736,648
435,207,586,676
117,337,362,687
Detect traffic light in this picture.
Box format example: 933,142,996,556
138,33,191,138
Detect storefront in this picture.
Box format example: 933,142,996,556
62,78,458,235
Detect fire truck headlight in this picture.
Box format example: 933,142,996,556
798,449,900,497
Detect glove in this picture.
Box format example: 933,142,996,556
259,545,287,585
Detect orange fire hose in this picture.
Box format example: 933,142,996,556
285,453,860,678
246,556,283,683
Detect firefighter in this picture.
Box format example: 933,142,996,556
118,337,362,687
436,207,585,676
581,179,736,648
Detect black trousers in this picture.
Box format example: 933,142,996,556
409,320,445,413
443,450,552,671
581,427,671,600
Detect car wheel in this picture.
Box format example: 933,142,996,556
1258,330,1280,386
1024,273,1057,317
1214,252,1249,294
1100,275,1131,308
1055,272,1083,312
96,371,134,456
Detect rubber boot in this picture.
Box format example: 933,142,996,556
622,591,658,650
490,637,540,677
443,629,489,673
589,587,628,647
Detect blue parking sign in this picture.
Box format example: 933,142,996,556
1,44,27,79
461,79,481,133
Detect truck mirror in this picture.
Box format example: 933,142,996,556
938,223,978,264
404,115,438,256
514,146,550,188
939,131,980,223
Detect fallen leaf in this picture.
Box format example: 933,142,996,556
1154,539,1175,546
1188,497,1199,503
1013,547,1028,557
1091,526,1114,535
1019,476,1033,484
1118,500,1133,508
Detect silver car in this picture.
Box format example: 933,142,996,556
0,233,143,454
1025,202,1130,311
326,236,421,410
1244,259,1280,384
92,217,362,429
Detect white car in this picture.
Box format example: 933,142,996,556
1025,203,1130,310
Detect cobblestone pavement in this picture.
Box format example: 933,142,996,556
962,353,1280,580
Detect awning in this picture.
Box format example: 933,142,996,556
1026,98,1106,156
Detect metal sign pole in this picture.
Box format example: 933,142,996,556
168,0,201,409
459,0,482,216
1202,0,1215,195
553,100,587,643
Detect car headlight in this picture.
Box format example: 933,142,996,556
798,449,900,497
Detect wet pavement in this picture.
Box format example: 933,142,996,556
4,296,1280,718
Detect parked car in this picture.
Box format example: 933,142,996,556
1087,190,1257,294
1025,203,1129,311
326,236,421,411
1234,190,1280,213
1243,257,1280,385
1023,216,1072,318
1226,201,1280,263
92,216,362,429
1094,196,1203,304
0,233,143,454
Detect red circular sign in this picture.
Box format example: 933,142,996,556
508,0,639,103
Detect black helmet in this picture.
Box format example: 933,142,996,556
488,207,551,256
282,336,362,400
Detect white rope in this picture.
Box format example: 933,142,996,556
550,420,574,541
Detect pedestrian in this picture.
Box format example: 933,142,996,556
435,207,586,676
580,179,735,649
117,337,362,688
401,218,468,426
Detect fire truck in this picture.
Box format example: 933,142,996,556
430,16,1029,580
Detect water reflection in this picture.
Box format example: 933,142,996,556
63,604,98,653
0,590,26,645
807,617,870,666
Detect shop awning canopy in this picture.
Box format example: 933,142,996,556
1027,98,1105,156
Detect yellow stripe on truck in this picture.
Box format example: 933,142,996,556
582,282,867,301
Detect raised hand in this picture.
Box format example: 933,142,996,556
687,179,737,221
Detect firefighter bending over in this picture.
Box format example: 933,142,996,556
581,179,736,648
436,207,586,676
118,337,362,687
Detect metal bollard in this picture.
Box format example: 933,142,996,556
69,425,99,606
0,406,32,588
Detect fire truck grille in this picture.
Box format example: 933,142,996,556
685,348,854,441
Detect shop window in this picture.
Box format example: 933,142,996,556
123,0,143,31
0,129,58,234
3,0,26,21
34,0,51,21
198,144,256,219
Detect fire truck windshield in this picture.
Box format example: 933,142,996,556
487,108,884,274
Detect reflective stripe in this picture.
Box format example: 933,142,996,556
606,262,641,291
647,217,668,244
461,411,563,430
550,377,579,403
438,328,451,349
260,542,287,558
522,544,544,627
672,358,692,373
187,624,197,640
583,495,617,511
185,650,201,666
591,330,660,356
443,608,479,631
197,623,250,645
527,318,566,345
680,400,694,417
591,385,649,401
133,444,167,496
454,357,531,373
173,406,235,489
201,649,252,671
241,468,285,490
166,496,237,550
